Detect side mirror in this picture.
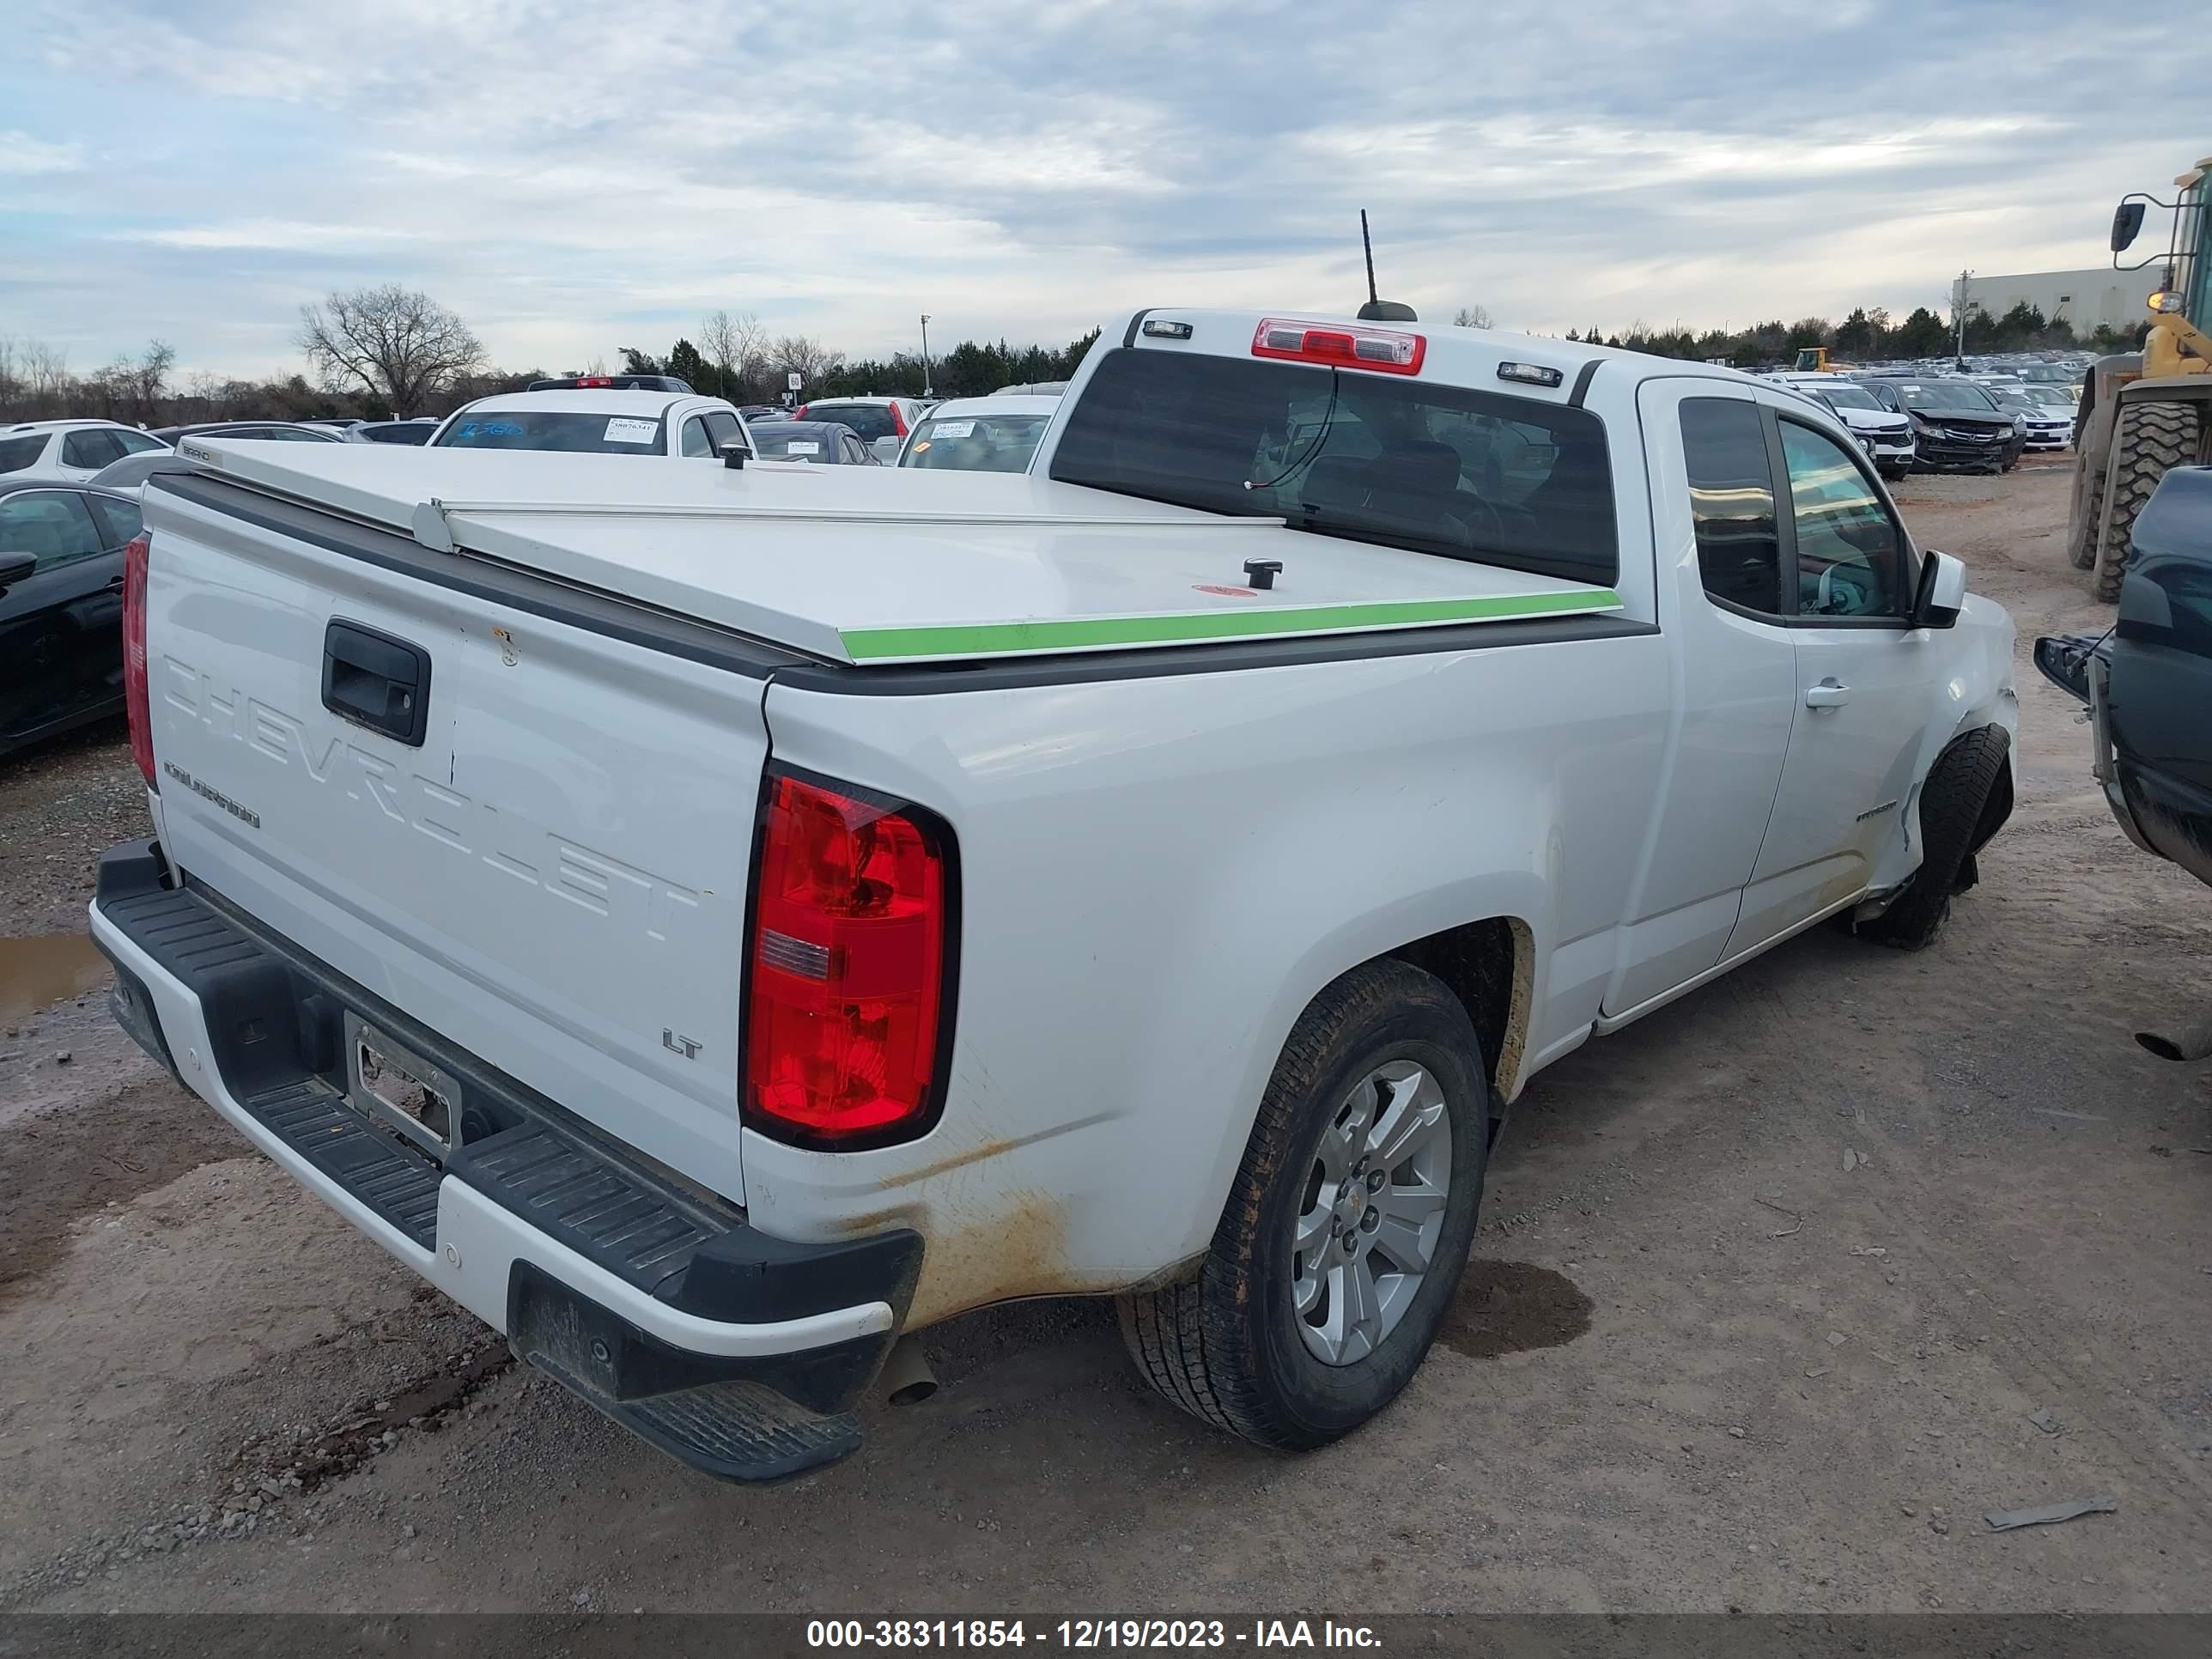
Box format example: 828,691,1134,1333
2111,200,2146,253
1910,550,1966,629
0,552,35,593
720,441,753,471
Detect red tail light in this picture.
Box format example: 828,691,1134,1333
890,403,908,437
744,770,956,1148
793,404,810,420
122,532,155,787
1251,317,1425,375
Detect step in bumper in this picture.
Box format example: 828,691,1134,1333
88,839,921,1482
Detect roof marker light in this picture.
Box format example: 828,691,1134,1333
1141,319,1194,339
1497,362,1565,388
1251,317,1425,375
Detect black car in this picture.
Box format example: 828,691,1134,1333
1856,379,2025,473
0,482,143,757
2036,466,2212,894
744,420,879,465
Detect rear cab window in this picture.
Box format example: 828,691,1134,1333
1048,349,1618,586
802,404,897,444
436,412,667,453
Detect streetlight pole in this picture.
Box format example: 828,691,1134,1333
1954,269,1972,368
920,314,933,398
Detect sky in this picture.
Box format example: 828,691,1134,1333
0,0,2192,382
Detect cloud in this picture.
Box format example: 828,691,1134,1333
0,0,2186,376
0,130,82,175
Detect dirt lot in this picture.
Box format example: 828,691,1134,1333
1,460,2207,1615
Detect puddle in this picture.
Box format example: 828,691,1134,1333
0,931,110,1025
1437,1260,1593,1358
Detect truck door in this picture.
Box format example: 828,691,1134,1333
1602,382,1796,1017
1725,406,1930,954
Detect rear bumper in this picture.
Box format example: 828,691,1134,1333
89,839,920,1482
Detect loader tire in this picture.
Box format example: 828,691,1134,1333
2068,460,2104,569
2093,401,2201,602
1860,726,2010,951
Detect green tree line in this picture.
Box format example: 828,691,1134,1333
1556,301,2148,366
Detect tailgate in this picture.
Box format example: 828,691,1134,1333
138,477,769,1203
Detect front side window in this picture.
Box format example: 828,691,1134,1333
702,410,742,453
0,490,105,571
1779,422,1903,619
1680,398,1783,615
1051,349,1619,585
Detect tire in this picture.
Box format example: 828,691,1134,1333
1117,958,1489,1450
2069,459,2105,569
2093,400,2202,602
1860,726,2009,951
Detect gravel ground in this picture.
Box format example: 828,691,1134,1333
0,460,2207,1615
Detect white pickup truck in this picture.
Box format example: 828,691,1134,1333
89,309,2018,1480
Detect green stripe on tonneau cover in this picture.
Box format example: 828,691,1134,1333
840,586,1624,663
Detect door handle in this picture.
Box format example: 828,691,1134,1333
106,574,127,590
1804,679,1851,708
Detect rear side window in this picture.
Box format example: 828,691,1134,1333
1680,398,1783,615
89,494,143,546
0,434,46,475
112,429,164,456
61,429,126,470
803,404,896,442
1050,349,1618,585
436,412,667,453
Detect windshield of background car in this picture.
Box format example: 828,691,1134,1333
0,435,47,474
1816,385,1881,411
1050,349,1618,584
1899,381,1999,414
435,411,666,453
903,413,1052,472
802,404,896,442
2026,387,2076,406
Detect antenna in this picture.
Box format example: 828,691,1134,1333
1355,211,1419,324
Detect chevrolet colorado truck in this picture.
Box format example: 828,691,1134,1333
89,310,2019,1480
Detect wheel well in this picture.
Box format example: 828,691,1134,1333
1387,915,1529,1109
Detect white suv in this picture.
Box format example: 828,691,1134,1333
0,420,169,483
428,386,754,462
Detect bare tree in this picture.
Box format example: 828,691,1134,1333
700,309,769,398
1452,304,1494,330
297,285,483,416
128,339,176,423
770,334,845,392
23,339,71,417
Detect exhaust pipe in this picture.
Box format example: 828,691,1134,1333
880,1335,938,1406
2136,1013,2212,1062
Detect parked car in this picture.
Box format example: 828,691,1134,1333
428,389,753,460
348,420,440,446
2036,466,2212,1057
1856,379,2027,472
1771,376,1916,479
992,381,1069,397
84,453,198,494
1987,390,2073,453
2021,385,2079,410
743,420,879,465
2037,465,2212,891
0,420,168,483
789,396,927,465
0,480,143,756
896,395,1060,473
149,422,345,446
96,307,2015,1482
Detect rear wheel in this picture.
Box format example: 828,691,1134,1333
1117,959,1488,1449
2069,460,2106,569
1860,726,2009,951
2093,400,2202,602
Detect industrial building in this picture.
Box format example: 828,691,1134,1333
1956,266,2160,334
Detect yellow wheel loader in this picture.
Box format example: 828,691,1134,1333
2071,155,2212,601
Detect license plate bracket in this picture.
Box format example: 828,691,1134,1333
344,1012,460,1158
